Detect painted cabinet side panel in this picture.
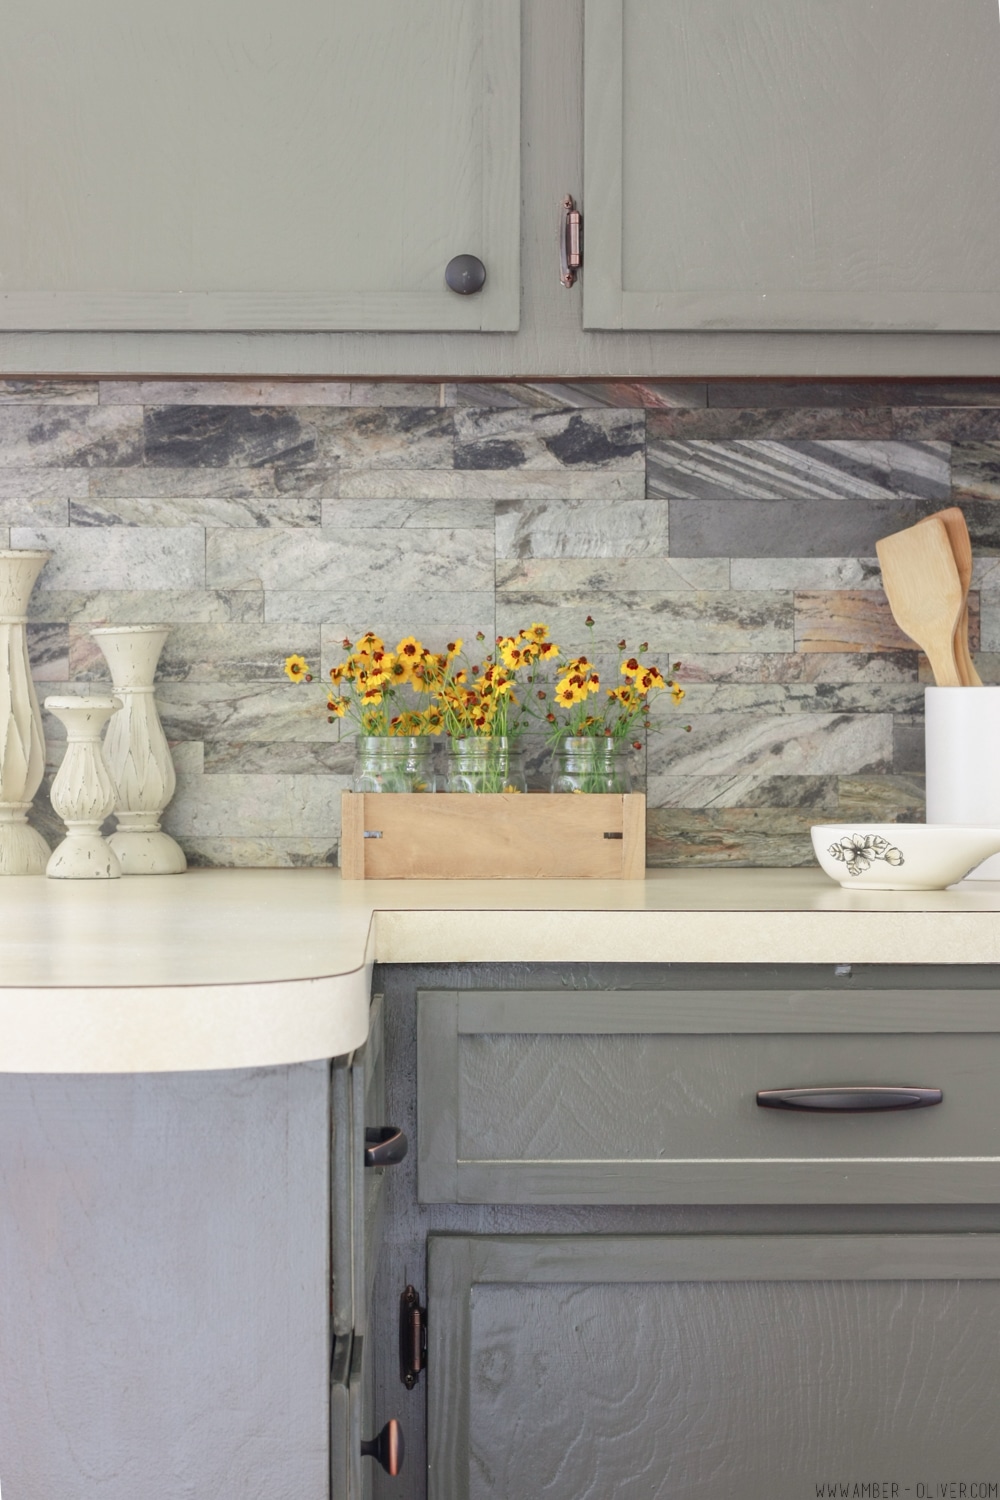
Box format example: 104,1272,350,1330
0,1065,330,1499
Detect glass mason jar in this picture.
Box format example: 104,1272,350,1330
351,736,436,793
444,736,527,794
550,737,633,794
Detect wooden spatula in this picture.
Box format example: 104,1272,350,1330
875,517,965,686
917,506,982,686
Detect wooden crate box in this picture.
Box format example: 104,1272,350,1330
340,792,646,880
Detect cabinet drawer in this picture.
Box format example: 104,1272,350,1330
417,987,1000,1206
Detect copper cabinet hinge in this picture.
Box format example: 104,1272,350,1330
399,1284,427,1389
560,195,582,286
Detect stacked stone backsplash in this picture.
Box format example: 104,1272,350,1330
4,375,999,869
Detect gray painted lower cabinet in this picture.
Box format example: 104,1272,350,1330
368,963,1000,1500
0,995,390,1500
428,1233,1000,1500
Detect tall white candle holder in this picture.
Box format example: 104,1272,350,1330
45,695,122,880
925,685,1000,880
91,625,186,876
0,548,53,875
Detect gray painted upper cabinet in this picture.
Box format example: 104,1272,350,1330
584,0,1000,331
0,0,520,332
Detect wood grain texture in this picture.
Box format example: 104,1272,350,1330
917,506,984,685
417,987,1000,1205
876,517,965,684
429,1233,1000,1500
340,792,645,879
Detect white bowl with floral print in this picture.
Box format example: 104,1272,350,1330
811,823,1000,890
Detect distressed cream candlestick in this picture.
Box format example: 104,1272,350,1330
0,548,52,875
91,625,186,875
45,695,122,879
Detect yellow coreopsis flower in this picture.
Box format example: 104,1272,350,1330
284,654,311,681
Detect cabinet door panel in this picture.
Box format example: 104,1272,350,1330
0,0,519,331
429,1233,1000,1500
584,0,1000,330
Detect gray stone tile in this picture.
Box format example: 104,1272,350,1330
668,651,921,685
795,590,938,654
70,494,322,528
347,383,444,407
495,592,794,655
646,773,838,811
27,623,69,680
320,497,494,529
88,465,337,500
980,595,1000,652
970,652,1000,685
267,593,495,647
100,380,354,406
143,406,315,468
668,499,920,558
0,406,143,467
338,469,646,500
70,624,316,682
836,773,926,820
203,741,355,775
0,469,89,501
647,711,893,778
707,380,1000,408
444,381,707,409
163,769,348,839
11,526,206,590
731,557,883,590
647,440,948,502
648,409,894,441
0,496,68,526
155,682,338,744
893,408,1000,440
454,408,644,470
26,589,264,625
181,838,340,868
665,681,924,716
646,807,820,868
951,443,1000,501
495,498,670,559
206,528,493,592
0,380,98,404
309,408,453,469
496,557,730,592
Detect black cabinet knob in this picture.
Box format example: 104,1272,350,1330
361,1419,405,1477
445,254,486,294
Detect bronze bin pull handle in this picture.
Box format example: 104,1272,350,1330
756,1086,943,1113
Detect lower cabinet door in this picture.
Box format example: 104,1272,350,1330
428,1233,1000,1500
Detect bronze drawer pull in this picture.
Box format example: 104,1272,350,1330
364,1126,409,1167
756,1086,943,1113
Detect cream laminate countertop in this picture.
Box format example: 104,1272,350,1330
2,866,1000,1073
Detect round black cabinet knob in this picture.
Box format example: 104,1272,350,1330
444,255,486,294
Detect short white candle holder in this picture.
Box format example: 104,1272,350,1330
45,695,123,880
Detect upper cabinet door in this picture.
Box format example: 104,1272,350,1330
0,0,520,332
584,0,1000,331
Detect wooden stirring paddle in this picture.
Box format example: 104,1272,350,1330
875,517,965,686
916,507,982,686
